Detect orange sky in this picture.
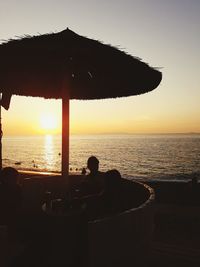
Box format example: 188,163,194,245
2,93,200,136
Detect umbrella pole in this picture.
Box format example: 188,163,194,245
62,95,69,180
0,101,2,170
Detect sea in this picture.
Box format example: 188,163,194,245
2,134,200,182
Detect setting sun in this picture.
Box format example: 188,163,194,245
40,114,58,131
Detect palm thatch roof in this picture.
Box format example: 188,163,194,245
0,28,162,104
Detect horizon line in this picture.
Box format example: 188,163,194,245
2,132,200,137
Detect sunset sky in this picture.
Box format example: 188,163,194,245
0,0,200,135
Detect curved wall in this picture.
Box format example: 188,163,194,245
88,180,155,267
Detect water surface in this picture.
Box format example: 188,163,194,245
2,134,200,181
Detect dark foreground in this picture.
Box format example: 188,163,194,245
3,207,200,267
150,204,200,267
148,180,200,267
1,173,200,267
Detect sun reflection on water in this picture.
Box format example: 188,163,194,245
44,134,54,166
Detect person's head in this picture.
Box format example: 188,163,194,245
105,169,122,193
87,156,99,174
1,167,19,186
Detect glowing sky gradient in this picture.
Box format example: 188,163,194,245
0,0,200,135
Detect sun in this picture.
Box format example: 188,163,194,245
40,114,58,130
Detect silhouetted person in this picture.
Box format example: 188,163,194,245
84,156,105,195
103,169,125,214
87,156,100,175
105,169,121,191
0,167,22,224
75,157,105,220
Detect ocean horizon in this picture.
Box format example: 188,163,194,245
2,133,200,182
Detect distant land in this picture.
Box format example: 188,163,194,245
70,132,200,136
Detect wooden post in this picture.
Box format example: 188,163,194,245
61,72,70,191
0,101,2,170
62,95,70,178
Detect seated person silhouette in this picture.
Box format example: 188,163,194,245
75,157,105,219
83,156,105,195
0,167,22,224
103,169,125,214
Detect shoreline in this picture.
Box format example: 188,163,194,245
19,169,61,177
17,169,199,183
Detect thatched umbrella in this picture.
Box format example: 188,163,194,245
0,28,162,176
